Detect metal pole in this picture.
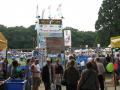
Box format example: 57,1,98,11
6,49,7,59
111,48,116,90
37,32,39,48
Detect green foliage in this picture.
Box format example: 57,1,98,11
0,25,97,49
0,25,36,49
95,0,120,47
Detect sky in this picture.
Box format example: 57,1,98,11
0,0,103,31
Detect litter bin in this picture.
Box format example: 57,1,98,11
5,79,27,90
0,77,10,90
0,78,5,90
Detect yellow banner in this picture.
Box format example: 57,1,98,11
111,36,120,48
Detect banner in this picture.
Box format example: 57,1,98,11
38,35,46,48
64,30,71,47
39,31,63,37
39,25,62,31
36,19,63,37
39,19,62,25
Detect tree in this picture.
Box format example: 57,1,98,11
95,0,120,46
0,25,36,49
0,25,96,49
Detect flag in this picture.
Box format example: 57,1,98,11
56,3,63,18
48,5,51,18
36,4,39,18
42,9,45,19
48,5,51,10
57,3,62,11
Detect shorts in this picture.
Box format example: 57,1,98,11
32,77,41,87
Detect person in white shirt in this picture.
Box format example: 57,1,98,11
31,59,41,90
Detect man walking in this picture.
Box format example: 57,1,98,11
96,57,105,90
42,58,54,90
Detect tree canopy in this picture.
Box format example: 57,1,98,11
95,0,120,46
0,25,96,49
0,25,36,49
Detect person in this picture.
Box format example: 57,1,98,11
112,58,120,85
42,57,54,90
63,60,79,90
25,59,32,90
31,59,41,90
77,62,99,90
0,59,4,78
66,55,77,69
106,54,111,63
11,60,19,78
90,58,98,73
2,58,9,79
95,57,105,90
54,58,63,90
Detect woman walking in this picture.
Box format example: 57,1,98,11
77,61,99,90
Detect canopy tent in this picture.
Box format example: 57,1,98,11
0,32,7,51
111,36,120,48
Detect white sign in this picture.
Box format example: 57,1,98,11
85,45,88,48
38,35,46,48
39,25,62,31
64,30,71,47
39,31,63,37
97,44,100,48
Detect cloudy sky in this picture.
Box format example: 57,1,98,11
0,0,103,31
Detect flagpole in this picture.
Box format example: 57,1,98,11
35,4,40,48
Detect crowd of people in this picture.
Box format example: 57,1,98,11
0,50,120,90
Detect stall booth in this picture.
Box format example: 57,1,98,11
0,32,7,51
111,36,120,48
110,36,120,90
0,32,7,89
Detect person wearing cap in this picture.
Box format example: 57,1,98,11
42,57,54,90
31,59,41,90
